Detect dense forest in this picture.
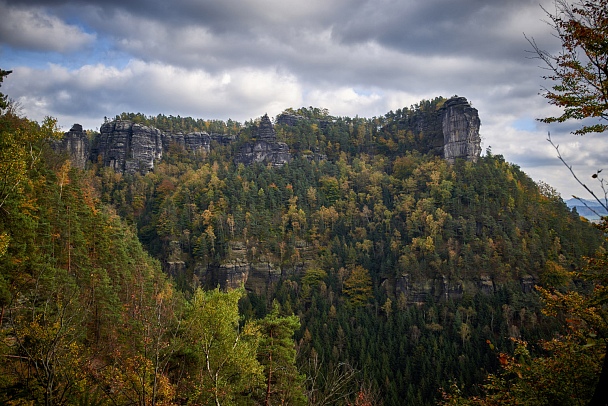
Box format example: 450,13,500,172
1,66,606,405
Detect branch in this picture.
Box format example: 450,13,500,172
547,133,608,215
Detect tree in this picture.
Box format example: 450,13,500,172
527,0,608,135
441,336,602,405
256,301,306,406
0,69,12,110
0,110,60,211
183,287,263,405
528,2,608,404
342,265,372,307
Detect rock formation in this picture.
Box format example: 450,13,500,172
55,96,480,173
235,114,292,167
97,120,228,173
56,120,236,174
441,96,482,163
276,113,332,132
380,95,481,162
275,113,303,126
97,120,164,173
53,124,90,169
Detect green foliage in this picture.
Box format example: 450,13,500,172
256,302,306,405
442,326,602,405
183,287,263,405
115,111,242,134
93,105,604,404
0,69,12,110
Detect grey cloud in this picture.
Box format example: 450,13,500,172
0,1,95,52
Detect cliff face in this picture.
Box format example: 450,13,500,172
54,124,90,169
97,121,164,173
235,114,292,167
383,96,481,162
55,120,232,174
441,96,482,163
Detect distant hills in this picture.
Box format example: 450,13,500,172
566,197,608,221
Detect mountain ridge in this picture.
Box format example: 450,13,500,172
55,95,482,174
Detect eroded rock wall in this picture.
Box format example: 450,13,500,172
235,113,292,167
442,97,482,163
54,124,90,169
95,120,216,173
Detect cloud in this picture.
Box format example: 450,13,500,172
5,61,303,129
0,1,95,53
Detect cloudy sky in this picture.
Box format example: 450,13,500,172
1,0,606,201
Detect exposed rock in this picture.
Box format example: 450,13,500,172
235,114,292,167
381,95,481,162
219,261,250,290
165,131,211,153
442,96,482,163
392,273,513,304
276,112,332,132
235,140,292,167
276,113,301,126
257,113,277,140
97,120,163,173
479,275,495,294
54,124,90,169
520,275,535,293
94,120,225,174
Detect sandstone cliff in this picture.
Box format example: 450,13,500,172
381,96,481,162
57,120,234,174
234,114,292,167
56,96,480,173
96,120,164,173
53,124,90,169
442,96,482,163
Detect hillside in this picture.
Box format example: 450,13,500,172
2,96,604,405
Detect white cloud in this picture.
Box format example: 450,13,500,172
305,87,384,117
6,61,303,129
0,1,95,53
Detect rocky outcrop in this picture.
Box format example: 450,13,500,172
276,113,332,132
54,124,90,169
91,121,232,174
390,273,500,304
442,97,482,163
193,241,282,293
56,96,480,173
381,96,481,162
235,114,292,167
276,113,304,126
97,121,164,173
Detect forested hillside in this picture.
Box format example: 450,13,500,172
1,83,604,404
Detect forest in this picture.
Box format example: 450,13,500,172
2,0,608,403
1,63,607,406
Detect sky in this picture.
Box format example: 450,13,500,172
1,0,606,201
